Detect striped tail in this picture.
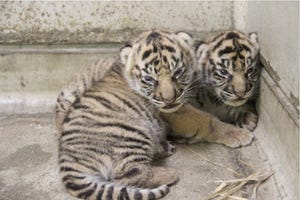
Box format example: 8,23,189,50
62,176,169,200
55,57,116,134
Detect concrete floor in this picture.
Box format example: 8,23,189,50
0,113,282,200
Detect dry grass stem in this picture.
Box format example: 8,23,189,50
201,170,274,200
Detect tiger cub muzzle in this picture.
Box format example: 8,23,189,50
220,73,254,107
153,76,185,113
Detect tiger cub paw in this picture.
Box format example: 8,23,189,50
238,111,258,132
159,141,176,157
221,127,254,148
210,119,254,148
165,141,176,156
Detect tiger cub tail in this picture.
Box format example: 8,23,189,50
61,167,169,200
55,57,116,135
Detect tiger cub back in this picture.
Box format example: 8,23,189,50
194,30,261,131
55,57,116,135
56,29,195,200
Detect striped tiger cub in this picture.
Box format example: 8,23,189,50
55,30,196,200
194,30,261,131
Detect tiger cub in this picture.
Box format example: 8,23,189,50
193,30,261,131
56,30,196,200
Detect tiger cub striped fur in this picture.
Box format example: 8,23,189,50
194,30,261,131
56,30,196,200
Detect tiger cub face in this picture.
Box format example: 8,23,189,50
196,30,260,107
120,30,196,113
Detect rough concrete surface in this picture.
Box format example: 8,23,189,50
0,114,282,200
0,1,232,44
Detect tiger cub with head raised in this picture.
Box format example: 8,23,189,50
194,30,261,131
56,30,196,200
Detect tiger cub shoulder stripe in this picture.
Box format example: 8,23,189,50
194,30,261,131
56,29,195,200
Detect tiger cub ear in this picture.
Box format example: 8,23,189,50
249,32,258,43
176,31,193,47
195,40,208,58
120,43,132,65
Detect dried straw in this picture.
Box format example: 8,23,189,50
201,170,274,200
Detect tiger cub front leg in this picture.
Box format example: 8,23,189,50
236,108,258,132
161,104,254,148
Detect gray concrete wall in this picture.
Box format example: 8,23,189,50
246,2,299,110
235,2,299,199
0,1,232,44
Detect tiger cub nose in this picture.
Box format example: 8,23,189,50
159,92,176,104
234,90,246,97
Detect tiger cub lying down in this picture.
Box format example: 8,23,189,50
56,30,194,200
193,30,261,131
55,30,253,200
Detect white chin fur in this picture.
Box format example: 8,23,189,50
159,103,183,113
223,99,248,107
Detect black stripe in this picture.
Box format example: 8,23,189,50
141,79,150,85
59,151,99,165
110,134,151,147
106,185,114,200
134,190,143,200
142,68,150,74
59,149,106,168
209,59,215,67
126,157,149,165
112,64,123,76
147,56,158,65
73,103,90,109
134,101,154,120
163,55,167,63
148,192,156,200
241,44,251,52
211,32,224,42
96,122,151,141
83,147,108,155
164,35,175,44
218,47,235,56
62,127,151,147
60,166,82,173
84,94,118,111
226,32,240,39
153,44,158,53
112,144,150,152
142,50,152,60
120,187,130,200
63,116,71,124
212,39,224,51
61,129,81,137
115,167,141,180
62,174,85,182
83,110,114,119
96,184,105,200
60,102,66,111
164,45,176,53
65,182,92,191
110,93,141,114
171,55,178,63
62,126,151,147
159,188,165,196
239,54,245,60
146,32,161,44
78,184,97,199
